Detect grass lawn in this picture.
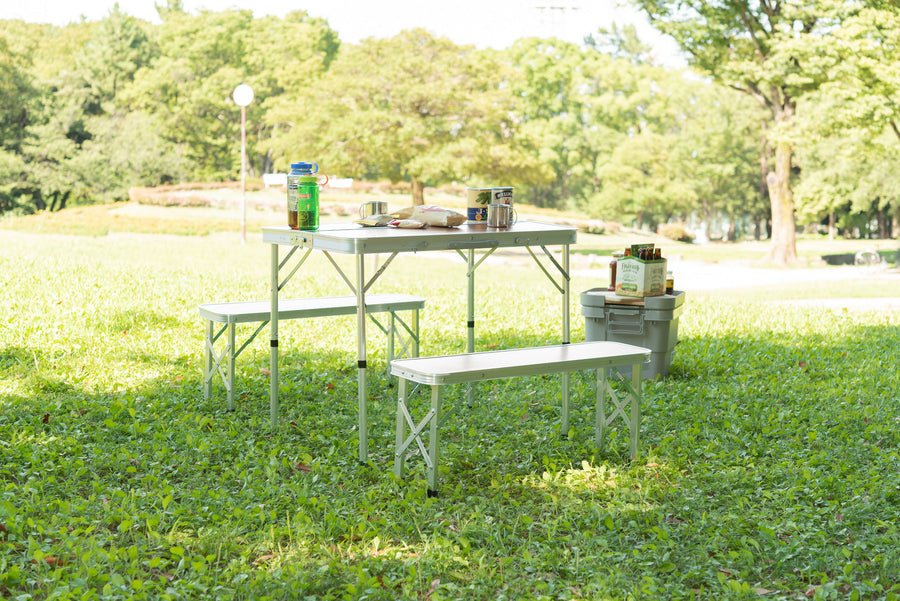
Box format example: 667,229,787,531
1,202,899,600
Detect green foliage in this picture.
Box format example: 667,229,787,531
76,5,157,103
265,29,548,204
791,6,900,233
0,34,33,153
1,220,900,599
2,1,900,247
629,0,870,260
657,223,695,243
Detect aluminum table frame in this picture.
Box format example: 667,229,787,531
261,220,578,461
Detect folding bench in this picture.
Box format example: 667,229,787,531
390,341,651,494
200,293,424,409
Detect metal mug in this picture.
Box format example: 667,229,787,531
359,200,388,217
487,203,516,228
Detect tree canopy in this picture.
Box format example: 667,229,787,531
1,2,899,244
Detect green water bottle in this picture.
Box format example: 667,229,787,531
287,162,327,231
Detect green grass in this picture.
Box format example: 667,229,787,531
1,209,900,600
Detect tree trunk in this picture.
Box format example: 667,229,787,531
829,212,836,240
763,138,798,265
411,179,425,206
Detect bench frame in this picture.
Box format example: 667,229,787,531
200,294,423,410
390,341,651,493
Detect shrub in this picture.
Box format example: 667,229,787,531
657,223,695,243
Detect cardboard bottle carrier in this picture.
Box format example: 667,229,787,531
615,244,667,298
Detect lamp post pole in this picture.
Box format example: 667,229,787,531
240,104,247,242
233,84,254,244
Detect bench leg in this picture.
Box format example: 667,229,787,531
412,308,420,357
427,384,443,494
395,378,443,491
595,365,642,457
394,377,409,478
227,323,236,412
630,363,642,459
203,320,214,401
386,312,396,377
595,368,608,451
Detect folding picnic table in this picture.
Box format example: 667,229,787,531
261,220,578,461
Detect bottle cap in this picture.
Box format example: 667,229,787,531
291,161,318,174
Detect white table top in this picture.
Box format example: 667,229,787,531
261,220,577,254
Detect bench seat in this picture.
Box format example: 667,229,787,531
201,293,424,409
390,341,650,493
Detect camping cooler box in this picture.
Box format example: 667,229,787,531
580,288,686,379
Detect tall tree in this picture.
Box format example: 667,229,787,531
266,29,543,205
244,10,339,176
792,5,900,236
0,34,33,153
502,38,601,208
124,9,338,182
76,4,156,103
631,0,851,263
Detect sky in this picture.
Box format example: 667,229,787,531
0,0,685,66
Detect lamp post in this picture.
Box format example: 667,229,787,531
233,83,254,243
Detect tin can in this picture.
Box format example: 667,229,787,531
466,187,492,223
491,186,514,207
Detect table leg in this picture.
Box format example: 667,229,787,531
356,254,368,462
427,384,443,495
269,244,280,427
630,362,642,459
227,323,236,412
562,243,570,434
466,248,475,406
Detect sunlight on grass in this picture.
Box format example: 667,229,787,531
523,460,620,493
1,218,899,599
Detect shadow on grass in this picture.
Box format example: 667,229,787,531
3,319,900,597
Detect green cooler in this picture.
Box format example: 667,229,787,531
580,288,686,379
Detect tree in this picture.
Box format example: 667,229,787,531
502,38,605,208
76,4,157,103
0,31,34,213
124,9,339,182
585,23,653,65
73,111,185,203
662,75,766,239
630,0,854,263
791,6,900,237
0,34,33,153
596,130,697,228
122,9,258,181
794,130,900,238
265,29,546,205
244,10,339,176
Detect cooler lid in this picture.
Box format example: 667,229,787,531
580,288,686,310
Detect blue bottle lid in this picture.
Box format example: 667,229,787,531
291,161,318,174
